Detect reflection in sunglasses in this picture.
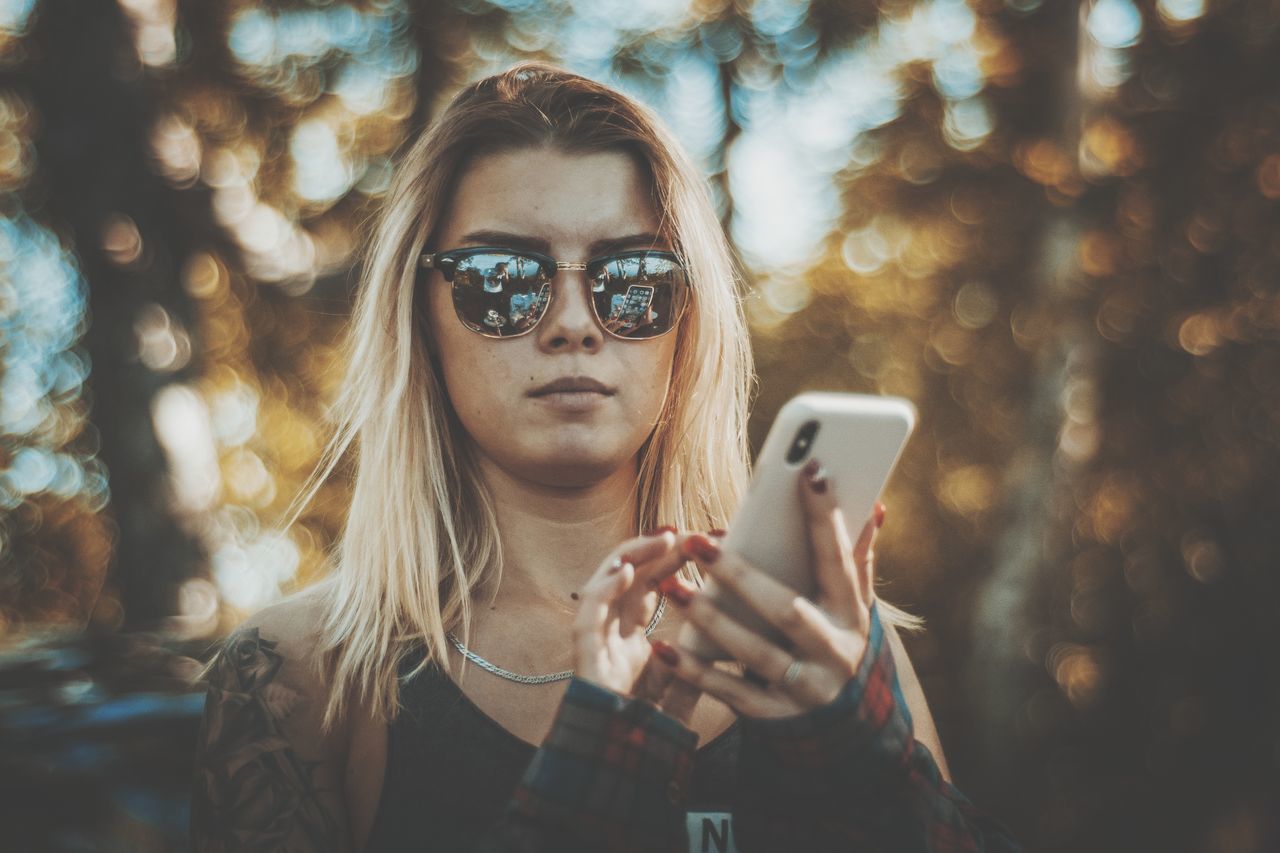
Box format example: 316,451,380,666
429,247,687,339
604,284,657,333
508,284,549,329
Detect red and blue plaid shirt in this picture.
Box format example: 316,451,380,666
486,601,1023,852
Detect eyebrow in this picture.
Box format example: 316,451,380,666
456,229,666,257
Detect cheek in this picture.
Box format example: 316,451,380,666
624,342,678,422
438,341,510,421
426,296,492,414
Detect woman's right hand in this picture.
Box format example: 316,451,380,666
571,529,693,707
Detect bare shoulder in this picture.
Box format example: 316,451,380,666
191,585,354,852
222,586,344,751
239,584,331,655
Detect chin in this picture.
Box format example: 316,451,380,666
474,426,645,488
529,452,625,488
496,443,632,488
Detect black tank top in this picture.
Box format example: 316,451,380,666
364,646,742,852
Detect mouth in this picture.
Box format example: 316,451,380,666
528,376,617,397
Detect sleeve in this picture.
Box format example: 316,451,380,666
476,676,698,853
732,601,1025,852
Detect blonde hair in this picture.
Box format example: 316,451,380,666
287,62,920,732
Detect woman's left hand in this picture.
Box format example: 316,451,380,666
655,458,884,719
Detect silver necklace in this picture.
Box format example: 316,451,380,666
446,594,668,685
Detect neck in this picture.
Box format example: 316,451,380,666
475,454,640,609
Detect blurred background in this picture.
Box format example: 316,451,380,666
0,0,1277,850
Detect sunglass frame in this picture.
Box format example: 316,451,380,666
418,246,691,340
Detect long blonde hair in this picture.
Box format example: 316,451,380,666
289,62,919,732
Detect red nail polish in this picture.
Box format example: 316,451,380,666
803,458,828,493
658,575,694,606
682,534,720,564
874,502,886,528
651,639,680,666
708,528,727,537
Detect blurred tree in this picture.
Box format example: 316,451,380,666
22,0,203,630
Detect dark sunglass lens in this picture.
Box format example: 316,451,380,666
589,253,687,339
449,252,551,336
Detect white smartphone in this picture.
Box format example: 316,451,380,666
675,392,917,661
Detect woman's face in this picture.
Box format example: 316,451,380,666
425,146,680,488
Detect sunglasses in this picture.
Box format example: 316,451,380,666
418,246,690,340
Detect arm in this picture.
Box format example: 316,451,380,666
733,602,1022,852
478,676,696,853
884,618,952,783
191,625,353,853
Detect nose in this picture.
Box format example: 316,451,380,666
535,269,604,352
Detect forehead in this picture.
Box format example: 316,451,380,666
436,147,662,249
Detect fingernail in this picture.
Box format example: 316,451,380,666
708,528,727,538
644,525,678,536
650,639,680,666
874,502,886,528
803,458,828,493
682,534,720,564
658,576,695,606
607,558,630,575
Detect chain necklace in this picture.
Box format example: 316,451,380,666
446,593,668,685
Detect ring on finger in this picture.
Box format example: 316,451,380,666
776,658,803,688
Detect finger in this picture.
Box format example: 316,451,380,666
661,677,702,724
678,589,796,685
798,458,858,614
672,555,845,664
619,531,717,629
851,503,883,612
661,646,783,719
636,640,702,728
574,559,632,639
632,653,674,706
630,532,703,590
599,531,676,582
577,531,677,631
618,532,688,627
851,508,875,571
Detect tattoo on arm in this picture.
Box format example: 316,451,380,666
191,628,346,853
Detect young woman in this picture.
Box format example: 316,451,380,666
191,62,1021,852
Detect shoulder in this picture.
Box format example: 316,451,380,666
192,584,357,850
202,584,347,759
237,583,331,657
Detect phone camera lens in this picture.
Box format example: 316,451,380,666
786,420,821,464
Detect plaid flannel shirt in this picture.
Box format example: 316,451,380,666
484,601,1023,853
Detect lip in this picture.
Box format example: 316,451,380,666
528,376,617,397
